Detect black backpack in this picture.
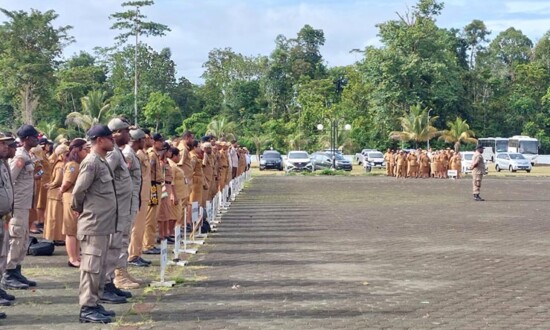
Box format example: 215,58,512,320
27,237,55,256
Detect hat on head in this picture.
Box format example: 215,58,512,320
0,132,15,143
475,144,483,150
38,137,48,145
108,118,130,132
87,125,112,140
152,133,164,142
16,125,39,139
129,129,146,141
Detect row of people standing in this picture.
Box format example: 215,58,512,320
383,148,463,179
0,121,250,324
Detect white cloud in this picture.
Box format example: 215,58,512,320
505,1,550,15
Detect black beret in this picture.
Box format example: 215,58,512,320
201,135,210,142
16,125,39,139
152,133,164,141
87,125,112,140
161,142,170,151
38,137,48,145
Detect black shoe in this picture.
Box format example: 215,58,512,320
99,291,127,304
166,236,175,243
0,298,11,306
473,194,485,202
1,270,29,290
105,282,132,299
138,257,152,265
54,240,66,246
14,266,36,287
36,223,44,229
0,312,5,319
143,247,160,255
128,257,149,268
68,261,80,268
97,304,116,317
0,288,15,301
185,225,192,232
79,306,112,323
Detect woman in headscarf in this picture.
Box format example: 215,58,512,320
156,143,175,242
44,144,69,244
59,138,89,267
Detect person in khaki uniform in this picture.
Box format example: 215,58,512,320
395,151,406,178
2,125,40,291
127,129,152,267
156,143,174,241
218,142,229,192
449,151,462,179
419,151,431,178
105,118,137,294
29,144,48,234
201,142,214,208
189,140,204,233
237,148,246,177
384,149,393,176
177,131,194,230
168,148,185,227
470,145,485,201
143,133,165,254
222,142,232,188
60,138,88,267
43,144,69,243
72,125,118,324
0,133,16,316
210,142,221,201
406,151,419,178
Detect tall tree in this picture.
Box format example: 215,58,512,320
109,0,170,125
389,104,439,148
438,117,477,152
0,8,73,124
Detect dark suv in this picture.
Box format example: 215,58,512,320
311,152,353,171
259,150,283,171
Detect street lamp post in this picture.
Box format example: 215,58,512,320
427,108,434,150
318,121,351,169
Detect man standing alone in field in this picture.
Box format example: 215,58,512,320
470,145,485,201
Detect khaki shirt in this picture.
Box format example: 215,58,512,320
168,158,185,199
47,159,64,201
9,147,34,209
471,152,484,176
62,161,80,204
190,151,204,185
107,145,133,219
137,149,151,202
0,160,14,216
123,145,142,215
202,153,214,190
148,147,163,184
72,151,117,236
177,142,193,183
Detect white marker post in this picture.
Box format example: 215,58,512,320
195,206,208,239
180,211,198,254
448,169,458,179
188,202,205,245
168,225,190,265
150,239,176,287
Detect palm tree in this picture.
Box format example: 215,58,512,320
36,121,68,141
318,128,353,153
439,117,477,153
65,90,111,132
206,117,237,141
247,133,271,163
286,131,311,151
389,104,439,148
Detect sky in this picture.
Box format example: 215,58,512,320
0,0,549,84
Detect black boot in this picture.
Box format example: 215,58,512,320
15,265,36,287
1,270,29,290
0,287,15,301
0,311,6,319
97,304,116,317
105,282,132,298
473,194,484,201
79,306,112,324
0,298,11,306
99,291,127,304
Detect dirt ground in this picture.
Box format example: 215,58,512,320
3,173,550,329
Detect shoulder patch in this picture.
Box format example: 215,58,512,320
69,166,76,173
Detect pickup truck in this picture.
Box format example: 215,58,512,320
355,149,378,165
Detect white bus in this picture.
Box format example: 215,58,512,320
478,137,509,162
508,135,539,165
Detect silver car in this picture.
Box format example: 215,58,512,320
495,152,532,173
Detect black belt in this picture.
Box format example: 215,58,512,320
151,181,163,185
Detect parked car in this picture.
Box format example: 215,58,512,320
259,150,283,171
461,152,489,174
311,152,353,171
364,151,385,169
285,151,313,172
355,149,379,165
495,152,532,173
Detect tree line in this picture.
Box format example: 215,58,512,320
0,0,549,155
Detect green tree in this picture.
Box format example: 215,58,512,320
109,0,170,125
438,117,477,152
206,117,237,141
143,91,178,132
65,90,111,132
0,8,73,124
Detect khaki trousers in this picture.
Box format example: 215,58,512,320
0,221,7,274
44,198,64,241
7,208,29,270
128,200,148,260
473,174,482,194
105,214,131,283
118,213,135,268
79,235,109,307
143,184,161,250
